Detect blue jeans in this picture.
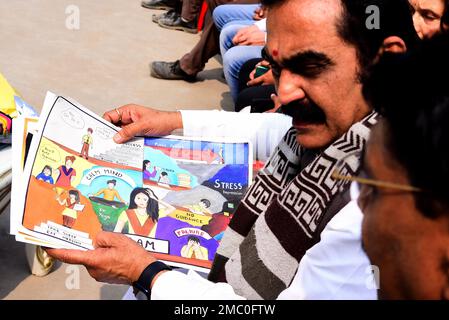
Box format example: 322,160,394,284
213,4,263,103
219,22,255,56
213,4,260,31
223,44,263,102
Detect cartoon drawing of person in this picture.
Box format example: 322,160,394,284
89,179,126,205
212,147,224,164
158,171,170,184
142,160,158,180
56,190,82,229
54,156,76,193
114,187,175,238
180,236,209,260
36,165,54,184
80,128,93,160
185,199,213,216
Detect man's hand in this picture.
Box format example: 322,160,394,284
232,25,266,46
248,69,275,86
247,60,275,86
103,104,183,144
252,6,267,21
46,231,156,285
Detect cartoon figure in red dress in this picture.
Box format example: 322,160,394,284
54,156,76,194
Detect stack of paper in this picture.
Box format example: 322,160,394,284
10,92,252,272
0,144,12,214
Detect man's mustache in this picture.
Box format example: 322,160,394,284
280,99,326,124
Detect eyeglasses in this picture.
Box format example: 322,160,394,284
331,151,423,193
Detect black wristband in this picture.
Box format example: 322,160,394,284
132,261,172,300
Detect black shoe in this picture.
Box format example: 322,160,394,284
141,0,176,10
150,60,196,81
158,14,198,34
152,9,177,23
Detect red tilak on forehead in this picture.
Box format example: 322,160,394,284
272,49,278,57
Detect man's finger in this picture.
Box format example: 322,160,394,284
94,231,127,248
249,69,256,81
247,76,263,87
232,32,245,44
103,111,114,123
103,107,124,124
46,248,93,265
113,121,142,143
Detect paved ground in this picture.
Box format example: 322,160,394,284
0,0,230,300
0,0,232,114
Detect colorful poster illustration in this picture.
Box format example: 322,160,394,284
140,137,250,269
14,92,252,271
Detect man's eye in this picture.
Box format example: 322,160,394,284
423,14,438,21
421,10,439,21
302,64,327,77
288,63,329,78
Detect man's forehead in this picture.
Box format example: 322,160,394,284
266,0,343,59
268,0,342,26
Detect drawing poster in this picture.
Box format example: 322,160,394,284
139,137,251,270
15,92,252,272
18,94,144,249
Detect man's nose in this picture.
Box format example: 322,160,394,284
276,69,306,106
412,13,423,37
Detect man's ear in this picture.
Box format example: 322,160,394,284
378,36,407,56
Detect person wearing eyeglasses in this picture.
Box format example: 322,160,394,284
358,33,449,299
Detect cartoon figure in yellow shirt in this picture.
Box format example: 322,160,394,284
90,179,126,207
80,128,93,160
180,236,209,260
114,187,176,238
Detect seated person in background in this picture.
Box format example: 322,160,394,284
141,0,178,10
235,57,276,112
214,5,267,102
150,0,260,81
156,0,203,33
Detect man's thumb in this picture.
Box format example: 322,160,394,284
113,122,141,143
